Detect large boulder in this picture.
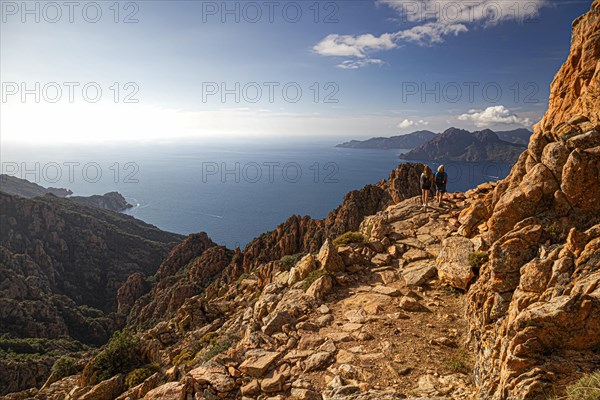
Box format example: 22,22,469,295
262,310,295,335
561,147,600,212
306,275,333,300
288,254,317,286
239,351,280,377
80,375,125,400
436,237,475,291
115,373,162,400
541,141,570,179
403,261,437,287
189,363,237,393
144,382,186,400
317,240,345,272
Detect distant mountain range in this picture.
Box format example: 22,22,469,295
336,128,532,155
400,127,528,164
0,174,73,197
0,174,133,212
494,128,533,145
336,130,437,149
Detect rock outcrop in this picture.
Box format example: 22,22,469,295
242,163,424,270
461,2,600,398
70,192,133,212
127,244,232,329
0,175,132,212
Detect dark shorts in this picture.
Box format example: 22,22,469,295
437,185,447,193
422,184,431,190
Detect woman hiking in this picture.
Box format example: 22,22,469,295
435,165,448,206
420,165,434,207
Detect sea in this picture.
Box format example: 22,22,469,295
1,140,512,248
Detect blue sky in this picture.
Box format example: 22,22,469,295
0,0,593,143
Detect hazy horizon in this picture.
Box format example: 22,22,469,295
1,0,592,145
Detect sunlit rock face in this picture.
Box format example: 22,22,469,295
463,2,600,398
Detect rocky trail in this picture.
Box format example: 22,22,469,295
298,191,487,399
28,186,496,400
149,188,495,400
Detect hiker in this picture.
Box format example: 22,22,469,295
435,165,448,206
420,165,434,207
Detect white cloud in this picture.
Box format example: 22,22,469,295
458,105,532,127
313,33,396,58
398,119,416,129
315,0,547,64
398,118,429,129
394,22,468,45
337,58,384,69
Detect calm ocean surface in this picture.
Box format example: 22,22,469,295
2,141,512,247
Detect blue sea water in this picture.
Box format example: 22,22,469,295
1,140,511,248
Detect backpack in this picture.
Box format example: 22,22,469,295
421,173,431,186
435,172,446,186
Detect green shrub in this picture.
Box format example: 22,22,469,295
201,334,238,362
172,349,193,367
199,331,219,345
443,285,459,295
468,251,489,269
125,363,160,388
0,337,87,361
548,371,600,400
76,305,105,319
303,269,329,291
202,340,232,362
333,231,365,247
0,338,47,356
51,356,78,379
88,329,141,384
279,253,303,270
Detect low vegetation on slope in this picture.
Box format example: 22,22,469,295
549,371,600,400
0,192,183,395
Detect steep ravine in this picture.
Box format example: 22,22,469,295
0,193,184,396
